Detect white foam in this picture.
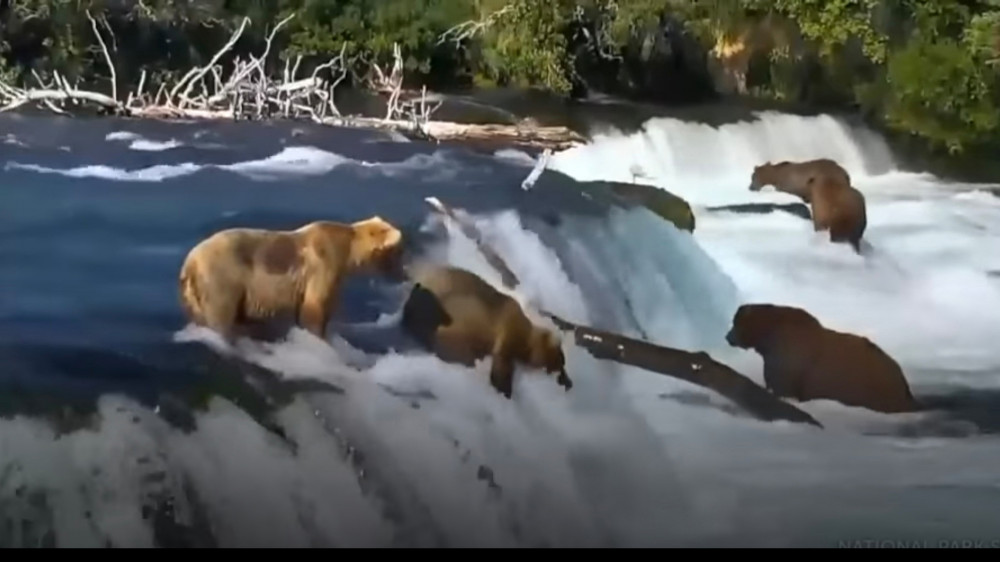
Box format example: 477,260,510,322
0,394,394,547
105,131,142,142
549,110,900,207
129,139,184,152
370,151,468,185
104,130,186,151
218,146,353,180
492,149,536,167
4,161,202,182
3,134,28,147
2,145,471,184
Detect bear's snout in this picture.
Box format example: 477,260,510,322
376,246,407,280
725,328,739,346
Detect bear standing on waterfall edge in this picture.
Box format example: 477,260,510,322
400,264,572,399
178,216,404,343
725,303,921,414
749,159,868,253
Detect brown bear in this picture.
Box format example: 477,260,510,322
400,264,571,399
178,216,404,342
724,303,921,414
748,159,868,252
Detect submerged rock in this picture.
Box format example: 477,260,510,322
707,202,812,221
577,180,696,232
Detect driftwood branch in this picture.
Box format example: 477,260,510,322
545,316,822,427
424,197,521,289
171,16,251,107
521,148,552,190
422,197,823,428
0,17,584,152
86,10,118,103
438,4,515,46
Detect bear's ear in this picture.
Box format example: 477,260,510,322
355,215,386,228
370,219,402,249
732,305,746,323
734,303,760,324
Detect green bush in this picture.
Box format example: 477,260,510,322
2,0,1000,154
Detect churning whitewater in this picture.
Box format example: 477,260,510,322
1,109,1000,547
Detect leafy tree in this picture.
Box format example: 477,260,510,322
884,35,998,153
2,0,1000,154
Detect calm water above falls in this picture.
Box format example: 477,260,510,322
1,111,1000,547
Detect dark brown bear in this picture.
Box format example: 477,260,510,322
725,303,920,414
749,159,867,252
400,264,571,399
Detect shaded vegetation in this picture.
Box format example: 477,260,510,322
2,0,1000,155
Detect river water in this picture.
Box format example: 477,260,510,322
1,108,1000,547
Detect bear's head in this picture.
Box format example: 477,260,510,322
748,161,795,192
348,215,405,277
748,162,774,192
726,303,820,351
527,327,572,391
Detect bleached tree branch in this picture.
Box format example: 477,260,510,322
437,4,516,46
171,16,251,107
86,10,119,103
0,16,585,152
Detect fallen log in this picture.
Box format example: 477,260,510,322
422,122,584,151
521,148,552,191
581,180,696,232
544,314,823,428
424,196,521,289
707,202,812,221
423,196,823,428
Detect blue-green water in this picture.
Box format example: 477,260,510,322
1,109,999,547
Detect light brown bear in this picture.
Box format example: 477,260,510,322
725,303,920,414
400,264,571,399
179,217,403,342
749,159,868,253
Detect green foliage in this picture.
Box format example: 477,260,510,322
474,0,576,93
884,35,998,153
770,0,887,62
962,4,1000,64
2,0,1000,153
278,0,475,80
603,0,671,45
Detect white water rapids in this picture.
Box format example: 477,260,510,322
2,110,1000,547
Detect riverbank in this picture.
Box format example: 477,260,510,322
4,5,998,184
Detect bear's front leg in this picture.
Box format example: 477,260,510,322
298,301,328,340
202,289,242,345
763,358,803,401
489,355,515,399
555,369,573,391
299,278,338,340
489,329,517,399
